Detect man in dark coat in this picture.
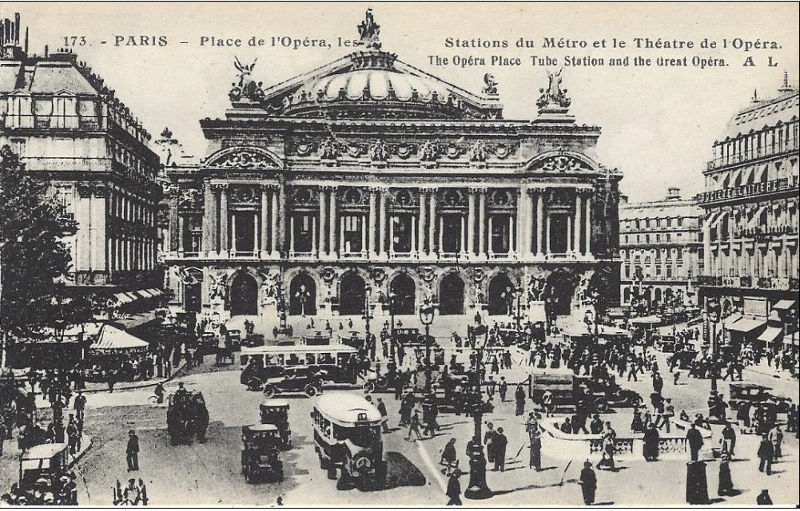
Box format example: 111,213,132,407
579,460,597,505
642,424,659,461
493,427,508,472
514,385,526,416
376,398,389,433
721,422,736,456
126,429,140,471
446,469,462,505
756,489,772,505
757,434,773,475
686,423,704,461
498,377,508,402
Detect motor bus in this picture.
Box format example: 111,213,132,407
240,344,358,390
310,392,386,490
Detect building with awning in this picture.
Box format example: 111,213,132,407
90,324,149,353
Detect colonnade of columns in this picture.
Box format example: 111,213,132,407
184,182,596,260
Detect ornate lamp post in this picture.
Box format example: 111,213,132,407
388,291,397,364
296,284,310,318
464,324,492,500
363,285,374,360
418,299,436,393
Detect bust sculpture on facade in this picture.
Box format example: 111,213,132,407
482,73,499,96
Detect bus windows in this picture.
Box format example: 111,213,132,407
317,352,334,365
264,354,273,365
287,353,301,366
305,353,317,365
323,418,333,438
274,354,285,366
251,354,264,367
336,353,351,365
240,355,249,367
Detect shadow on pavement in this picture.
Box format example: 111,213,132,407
384,451,427,489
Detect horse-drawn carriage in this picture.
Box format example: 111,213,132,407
167,391,209,445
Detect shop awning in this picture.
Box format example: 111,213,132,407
710,210,727,229
149,288,164,297
630,315,661,325
772,300,796,311
726,317,766,334
757,327,783,344
746,206,767,228
722,314,743,328
90,324,149,352
705,210,722,227
113,292,133,304
135,290,153,299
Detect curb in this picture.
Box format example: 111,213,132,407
79,362,190,395
67,434,93,469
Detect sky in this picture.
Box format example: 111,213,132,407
4,2,799,202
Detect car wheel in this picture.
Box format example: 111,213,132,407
305,384,319,397
263,386,277,399
247,378,263,391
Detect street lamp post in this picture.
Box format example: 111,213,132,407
418,300,436,393
464,325,492,500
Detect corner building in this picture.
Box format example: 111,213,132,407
0,15,162,298
164,13,622,323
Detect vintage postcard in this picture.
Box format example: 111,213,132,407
0,1,798,507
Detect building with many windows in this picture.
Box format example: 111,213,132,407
0,14,162,302
698,75,799,352
163,11,622,324
619,188,703,309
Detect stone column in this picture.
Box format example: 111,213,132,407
202,182,213,254
311,214,317,254
318,187,327,258
545,213,551,255
378,190,387,257
219,184,229,257
460,215,466,254
488,216,494,256
177,214,185,255
585,194,592,256
252,211,259,257
536,190,544,257
702,217,711,273
230,211,237,255
361,214,367,255
514,189,523,257
389,214,395,256
566,215,572,254
339,215,346,254
289,216,295,253
278,183,287,255
169,188,180,253
428,191,436,256
411,215,417,256
510,215,515,256
574,193,583,256
329,187,337,257
438,216,444,255
260,186,269,258
418,189,426,257
478,189,487,258
368,188,377,258
467,189,476,256
270,187,278,255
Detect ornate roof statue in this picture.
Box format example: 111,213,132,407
536,67,571,111
357,8,382,50
482,73,499,96
229,57,264,103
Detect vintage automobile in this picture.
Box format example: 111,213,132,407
573,375,643,411
263,366,326,399
311,392,386,490
197,332,219,356
242,334,265,348
260,399,292,450
19,443,69,491
728,382,791,414
241,424,284,483
653,335,677,353
393,327,422,345
668,348,698,370
167,391,209,445
225,329,242,351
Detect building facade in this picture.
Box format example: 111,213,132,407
164,11,622,323
0,14,162,299
619,188,703,308
698,75,799,351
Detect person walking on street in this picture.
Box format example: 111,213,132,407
686,423,704,462
514,385,526,416
493,427,508,472
721,421,736,456
579,460,597,505
768,425,783,462
126,430,140,471
73,391,86,422
377,398,389,433
483,422,497,464
498,377,508,402
406,410,423,441
717,452,734,496
757,434,773,475
446,469,463,506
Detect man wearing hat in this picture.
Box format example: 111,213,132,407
126,429,140,471
579,460,597,505
446,468,462,506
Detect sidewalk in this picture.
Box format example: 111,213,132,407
743,361,798,382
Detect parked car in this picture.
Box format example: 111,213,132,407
262,366,326,398
241,424,284,483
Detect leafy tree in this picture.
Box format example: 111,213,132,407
1,145,79,362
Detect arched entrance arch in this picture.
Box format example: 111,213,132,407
488,273,514,315
289,273,317,316
339,272,366,315
545,270,578,316
390,273,416,315
654,287,663,304
230,273,258,316
184,283,202,313
439,273,465,315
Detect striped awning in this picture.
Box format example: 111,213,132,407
90,324,149,351
726,317,766,334
746,206,767,228
113,292,133,304
757,327,782,344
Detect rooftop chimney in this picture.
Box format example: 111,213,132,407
666,187,681,200
0,12,27,60
777,71,797,93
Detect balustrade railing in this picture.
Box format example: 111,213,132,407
706,138,800,170
699,177,796,204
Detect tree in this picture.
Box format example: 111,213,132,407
1,145,79,364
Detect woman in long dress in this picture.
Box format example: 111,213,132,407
717,453,734,496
